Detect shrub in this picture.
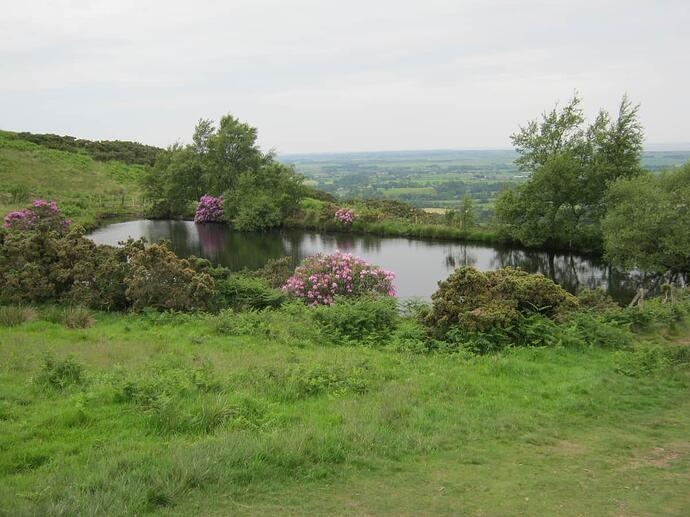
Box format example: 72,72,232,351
35,355,85,390
613,343,690,377
3,200,71,233
425,266,578,335
0,305,37,327
576,287,621,311
194,195,224,223
283,251,396,306
215,275,285,311
334,208,354,227
312,296,398,345
247,256,294,288
125,243,215,312
63,306,94,329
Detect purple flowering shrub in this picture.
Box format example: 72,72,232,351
194,195,225,223
3,200,71,232
334,208,354,226
282,251,396,306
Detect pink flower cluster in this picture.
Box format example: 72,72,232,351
334,208,354,226
194,195,225,223
282,251,396,306
3,200,71,232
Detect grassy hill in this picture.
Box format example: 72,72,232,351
0,131,148,228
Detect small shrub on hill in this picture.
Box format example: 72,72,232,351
0,305,37,327
35,355,85,390
215,275,285,311
312,296,398,345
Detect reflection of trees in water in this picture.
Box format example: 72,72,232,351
445,245,477,269
488,247,639,300
196,223,227,258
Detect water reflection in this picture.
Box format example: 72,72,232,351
88,220,639,303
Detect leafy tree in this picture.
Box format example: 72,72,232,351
602,163,690,277
143,115,268,215
496,94,644,249
224,162,303,231
459,192,476,229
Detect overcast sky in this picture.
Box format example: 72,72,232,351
2,1,689,153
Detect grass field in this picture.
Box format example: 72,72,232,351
1,305,689,516
0,132,145,228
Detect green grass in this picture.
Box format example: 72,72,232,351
0,133,145,228
1,306,689,515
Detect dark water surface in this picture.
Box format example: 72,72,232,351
88,220,640,303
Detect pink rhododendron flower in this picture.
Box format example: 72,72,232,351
3,200,70,232
194,195,225,223
282,251,396,306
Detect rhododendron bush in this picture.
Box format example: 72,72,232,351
3,200,71,232
334,208,354,226
194,195,225,223
283,251,396,306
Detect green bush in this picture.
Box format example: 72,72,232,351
613,343,690,377
35,355,85,390
312,296,398,345
576,287,621,311
215,275,285,311
0,305,37,327
426,267,578,335
247,256,294,288
124,242,215,312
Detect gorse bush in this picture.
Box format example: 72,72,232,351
247,256,294,289
0,224,215,312
426,267,578,335
125,243,215,312
283,252,396,306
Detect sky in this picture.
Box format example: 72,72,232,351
2,0,689,154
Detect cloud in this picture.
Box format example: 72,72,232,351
1,0,689,152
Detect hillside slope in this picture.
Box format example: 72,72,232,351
0,132,147,228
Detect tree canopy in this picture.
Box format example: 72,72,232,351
496,94,644,249
143,114,304,229
602,163,690,276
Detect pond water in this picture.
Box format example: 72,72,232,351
88,220,641,303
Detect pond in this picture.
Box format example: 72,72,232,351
88,220,641,303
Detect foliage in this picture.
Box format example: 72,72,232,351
426,266,578,334
576,287,621,311
215,275,286,311
223,163,303,231
496,94,644,249
34,354,85,390
459,192,476,229
194,195,225,223
3,200,71,232
3,131,161,166
143,115,303,227
124,242,215,312
62,306,94,329
603,162,690,275
282,251,396,306
312,296,398,345
0,305,37,327
247,256,294,288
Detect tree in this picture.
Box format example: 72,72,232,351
224,162,304,231
602,163,690,277
143,114,269,216
459,192,476,229
496,94,644,249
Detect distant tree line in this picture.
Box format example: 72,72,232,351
6,131,162,166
